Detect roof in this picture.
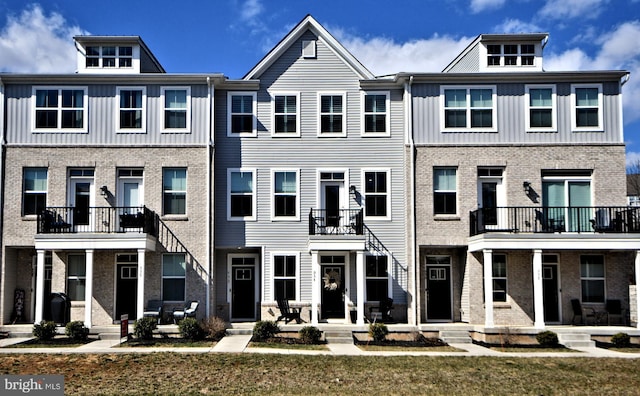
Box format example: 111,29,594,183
243,14,374,80
73,35,166,73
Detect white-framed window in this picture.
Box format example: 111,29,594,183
571,84,603,131
86,45,132,68
581,255,605,303
161,87,191,132
116,87,146,133
318,93,346,136
441,86,497,132
23,167,47,216
162,253,186,302
492,253,507,302
227,92,257,136
228,169,256,220
32,87,88,132
366,255,389,301
272,93,299,136
362,91,390,136
525,85,556,131
163,168,187,216
272,170,299,220
486,44,535,67
363,170,390,219
434,167,457,215
67,254,86,301
272,253,298,301
302,40,316,58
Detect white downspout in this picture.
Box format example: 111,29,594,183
405,76,417,326
619,73,630,143
206,76,213,319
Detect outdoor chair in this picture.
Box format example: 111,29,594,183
143,300,163,324
276,299,301,324
368,297,394,323
173,301,199,323
605,299,626,325
571,299,597,325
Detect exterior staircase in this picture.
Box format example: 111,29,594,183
439,329,472,344
557,332,595,348
324,329,354,344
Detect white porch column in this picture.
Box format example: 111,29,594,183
355,251,365,325
532,249,545,329
34,250,46,323
311,251,319,325
137,249,146,321
636,251,640,329
483,249,494,328
84,250,94,328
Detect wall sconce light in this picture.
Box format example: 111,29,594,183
100,185,109,197
349,185,357,195
523,181,531,195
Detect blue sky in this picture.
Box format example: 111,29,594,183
1,0,640,162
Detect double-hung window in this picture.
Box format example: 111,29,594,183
572,84,603,131
67,254,86,301
492,254,507,302
441,86,496,131
273,93,299,135
366,255,389,301
273,254,297,301
364,170,389,218
161,87,190,131
117,87,146,132
33,87,87,132
228,169,255,220
273,170,298,219
433,167,457,215
581,255,605,303
525,85,556,131
362,92,389,135
227,92,256,136
319,93,345,135
163,168,187,216
162,253,186,302
23,168,47,216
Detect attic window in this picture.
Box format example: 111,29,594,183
302,40,316,59
486,44,535,67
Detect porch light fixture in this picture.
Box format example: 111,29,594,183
349,185,357,195
100,185,109,197
523,181,531,195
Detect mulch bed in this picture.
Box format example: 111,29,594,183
354,335,447,347
251,335,325,345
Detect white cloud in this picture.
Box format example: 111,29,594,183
626,151,640,168
240,0,263,22
494,18,543,34
334,30,472,75
0,5,86,73
538,0,609,20
470,0,507,13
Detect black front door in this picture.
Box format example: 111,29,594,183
481,182,498,225
325,185,340,227
232,265,255,320
321,259,345,319
116,264,137,320
426,266,452,321
74,182,91,226
543,264,559,322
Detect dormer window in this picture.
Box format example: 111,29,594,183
486,44,536,67
85,45,133,69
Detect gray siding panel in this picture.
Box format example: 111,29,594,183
446,43,481,73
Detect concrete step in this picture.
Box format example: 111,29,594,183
439,330,472,344
325,330,353,344
226,328,253,335
557,333,595,348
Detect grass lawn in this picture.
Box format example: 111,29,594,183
489,346,580,353
248,341,329,350
118,338,216,348
6,336,96,349
1,353,639,395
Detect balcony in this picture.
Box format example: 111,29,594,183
309,208,363,236
470,206,640,236
37,206,158,237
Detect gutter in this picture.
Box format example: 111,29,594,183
620,73,631,143
0,77,5,322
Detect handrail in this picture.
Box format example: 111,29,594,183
37,206,157,236
309,208,363,235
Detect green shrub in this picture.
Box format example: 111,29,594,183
369,323,389,342
65,321,89,341
536,330,559,347
253,320,279,341
179,317,204,340
203,316,227,341
611,332,631,347
133,317,157,340
299,326,322,344
33,321,57,341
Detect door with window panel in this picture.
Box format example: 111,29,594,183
542,173,591,232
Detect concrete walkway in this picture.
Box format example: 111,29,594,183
1,333,640,358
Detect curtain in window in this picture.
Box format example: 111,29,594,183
434,168,456,190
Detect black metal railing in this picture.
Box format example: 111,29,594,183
470,206,640,236
37,206,158,236
309,208,363,235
